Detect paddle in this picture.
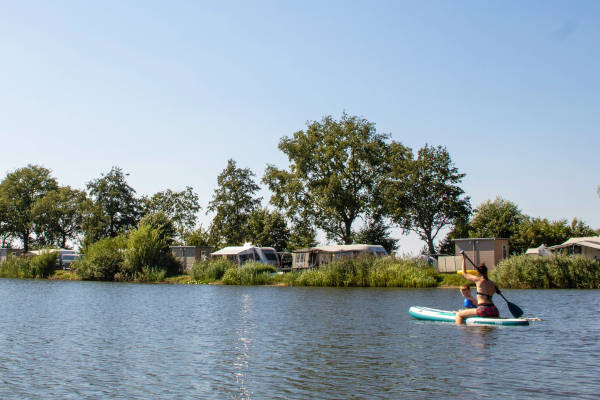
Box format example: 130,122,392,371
459,251,524,318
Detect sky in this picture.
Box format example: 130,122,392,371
0,1,598,253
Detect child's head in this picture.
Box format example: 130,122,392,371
460,285,471,297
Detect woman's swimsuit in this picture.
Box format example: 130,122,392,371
476,279,499,317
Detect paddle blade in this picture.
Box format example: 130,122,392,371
507,302,524,318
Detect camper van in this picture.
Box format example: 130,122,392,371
211,243,281,268
292,244,388,269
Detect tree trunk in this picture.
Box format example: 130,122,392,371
426,234,436,256
22,231,29,253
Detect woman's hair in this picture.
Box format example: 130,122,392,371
476,263,488,278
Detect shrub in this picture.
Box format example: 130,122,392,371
0,255,33,278
491,255,600,289
76,236,127,281
30,251,58,278
221,262,277,285
0,251,58,279
190,259,235,282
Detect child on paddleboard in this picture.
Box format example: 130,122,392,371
460,285,477,309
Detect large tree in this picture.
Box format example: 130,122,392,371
32,186,91,249
208,159,261,246
469,197,526,241
0,197,14,247
87,167,140,238
354,216,398,254
143,186,201,243
264,113,408,244
0,165,58,252
247,208,290,250
386,144,471,255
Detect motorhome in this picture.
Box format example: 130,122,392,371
291,244,388,269
211,243,280,268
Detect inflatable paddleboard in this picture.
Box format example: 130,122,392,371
409,306,529,326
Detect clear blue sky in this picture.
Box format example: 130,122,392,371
1,1,598,252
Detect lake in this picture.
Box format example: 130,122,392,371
0,279,598,399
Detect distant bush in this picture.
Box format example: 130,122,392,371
30,251,59,278
0,251,58,279
76,236,127,281
221,262,277,285
190,259,235,282
491,255,600,289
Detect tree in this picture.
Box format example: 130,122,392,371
264,113,407,244
138,211,177,247
186,225,212,247
87,167,140,238
385,145,471,255
143,186,200,243
469,197,526,238
353,216,398,254
32,186,91,249
208,159,261,246
0,165,58,252
247,208,290,250
0,197,14,247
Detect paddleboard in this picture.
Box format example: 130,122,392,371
409,306,529,326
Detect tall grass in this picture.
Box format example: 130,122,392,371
0,252,58,279
190,259,235,282
286,257,439,288
221,262,278,285
491,255,600,289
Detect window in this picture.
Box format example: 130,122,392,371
263,251,278,261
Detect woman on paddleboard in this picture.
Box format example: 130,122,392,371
455,253,499,325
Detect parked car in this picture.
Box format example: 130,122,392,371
58,253,81,269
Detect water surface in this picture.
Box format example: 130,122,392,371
0,279,597,399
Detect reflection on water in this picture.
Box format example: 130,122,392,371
0,280,598,399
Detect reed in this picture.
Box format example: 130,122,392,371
221,262,278,285
286,256,439,288
0,252,58,279
190,259,235,282
491,255,600,289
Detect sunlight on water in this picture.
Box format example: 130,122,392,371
0,280,598,399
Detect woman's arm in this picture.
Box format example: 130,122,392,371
461,253,478,282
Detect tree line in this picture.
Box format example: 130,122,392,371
0,113,596,255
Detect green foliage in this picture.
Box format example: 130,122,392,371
0,164,59,252
208,159,261,246
247,208,290,250
264,113,407,244
29,251,59,278
221,262,278,285
124,225,180,277
469,197,526,253
385,144,470,255
354,217,398,254
190,259,235,282
138,211,176,247
32,186,91,248
143,186,200,243
186,225,212,247
0,252,57,279
87,166,140,238
490,255,600,289
437,273,471,287
286,257,439,288
76,236,127,280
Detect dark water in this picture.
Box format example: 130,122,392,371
0,279,598,399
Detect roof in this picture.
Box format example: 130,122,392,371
211,243,277,256
293,244,387,254
548,236,600,250
452,238,509,241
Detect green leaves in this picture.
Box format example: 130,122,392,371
385,144,471,255
265,113,404,244
208,159,261,246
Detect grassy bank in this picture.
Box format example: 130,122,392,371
491,255,600,289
